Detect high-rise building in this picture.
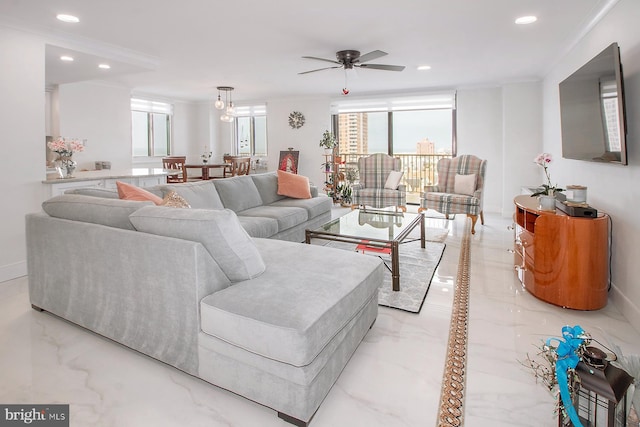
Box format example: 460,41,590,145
338,113,368,154
417,138,435,154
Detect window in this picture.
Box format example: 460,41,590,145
131,98,173,157
331,92,456,157
234,104,267,156
331,92,457,202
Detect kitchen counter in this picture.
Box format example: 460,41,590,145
42,168,176,198
43,168,173,184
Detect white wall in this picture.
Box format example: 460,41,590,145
542,0,640,331
0,27,46,281
265,98,332,189
59,81,132,171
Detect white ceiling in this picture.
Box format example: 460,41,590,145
0,0,617,102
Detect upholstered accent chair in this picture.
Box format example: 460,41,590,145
351,153,406,212
418,154,487,234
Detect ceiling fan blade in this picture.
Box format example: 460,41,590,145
357,63,405,72
356,50,387,63
298,66,342,75
301,56,341,65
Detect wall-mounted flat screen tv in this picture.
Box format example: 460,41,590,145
559,42,627,165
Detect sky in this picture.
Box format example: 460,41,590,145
367,109,453,154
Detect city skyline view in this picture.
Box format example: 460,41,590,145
338,110,453,155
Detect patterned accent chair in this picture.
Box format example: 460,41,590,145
351,153,406,212
418,155,487,234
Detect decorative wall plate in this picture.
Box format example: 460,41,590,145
288,111,305,129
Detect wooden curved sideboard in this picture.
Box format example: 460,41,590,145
513,195,609,310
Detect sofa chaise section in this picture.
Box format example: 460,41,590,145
26,195,383,426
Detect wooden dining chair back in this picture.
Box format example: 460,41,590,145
224,156,251,177
162,156,187,183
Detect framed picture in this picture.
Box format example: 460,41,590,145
278,150,299,174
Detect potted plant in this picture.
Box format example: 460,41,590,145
530,153,563,211
335,183,352,206
319,130,337,154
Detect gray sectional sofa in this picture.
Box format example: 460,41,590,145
26,172,384,426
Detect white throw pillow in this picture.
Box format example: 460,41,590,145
454,173,477,196
384,171,404,190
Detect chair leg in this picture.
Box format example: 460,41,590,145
467,214,478,234
445,214,450,220
480,211,485,225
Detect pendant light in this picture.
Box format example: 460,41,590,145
214,88,224,110
216,86,235,122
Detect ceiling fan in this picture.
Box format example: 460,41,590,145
298,50,406,75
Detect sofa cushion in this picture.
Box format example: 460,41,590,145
42,194,153,230
384,170,404,190
251,172,286,205
160,180,224,210
269,196,332,220
160,190,191,208
213,176,263,212
200,238,383,367
129,206,266,282
276,170,312,199
64,187,119,198
238,206,308,232
116,181,163,205
236,216,279,238
454,173,476,196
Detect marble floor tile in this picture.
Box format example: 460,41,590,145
1,211,638,426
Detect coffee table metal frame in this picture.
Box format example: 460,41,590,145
305,209,425,291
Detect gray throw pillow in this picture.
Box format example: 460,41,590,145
129,206,266,282
42,194,153,230
160,180,224,210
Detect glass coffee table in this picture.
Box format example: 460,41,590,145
305,209,425,291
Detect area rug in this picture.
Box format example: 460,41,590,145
326,237,446,313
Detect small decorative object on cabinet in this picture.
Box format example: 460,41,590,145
512,195,609,310
538,195,556,211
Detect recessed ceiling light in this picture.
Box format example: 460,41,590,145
56,14,79,23
515,15,537,25
417,65,432,71
60,55,74,62
98,64,111,69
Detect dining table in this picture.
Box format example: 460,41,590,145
183,163,229,180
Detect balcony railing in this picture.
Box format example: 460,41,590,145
336,152,452,203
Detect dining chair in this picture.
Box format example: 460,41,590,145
162,156,187,183
223,156,251,177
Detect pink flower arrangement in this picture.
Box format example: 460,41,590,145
47,138,85,157
531,152,563,197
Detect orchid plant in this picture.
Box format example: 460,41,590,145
531,153,563,197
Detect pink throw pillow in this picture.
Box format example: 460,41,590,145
277,170,312,199
116,181,163,205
